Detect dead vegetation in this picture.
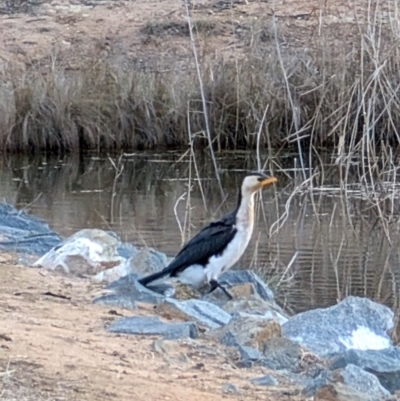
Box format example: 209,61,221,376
141,19,220,37
0,0,399,156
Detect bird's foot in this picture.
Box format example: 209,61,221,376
209,279,233,300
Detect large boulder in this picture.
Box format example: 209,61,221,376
34,229,123,276
340,364,390,400
0,202,61,256
332,347,400,394
282,297,394,357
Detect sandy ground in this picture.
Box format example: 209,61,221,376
0,259,308,401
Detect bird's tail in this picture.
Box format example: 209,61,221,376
138,269,170,286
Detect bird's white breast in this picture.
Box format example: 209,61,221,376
175,192,256,287
205,193,255,282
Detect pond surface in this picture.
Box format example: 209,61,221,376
1,150,399,330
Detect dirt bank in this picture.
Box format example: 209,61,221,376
0,0,394,65
0,260,307,401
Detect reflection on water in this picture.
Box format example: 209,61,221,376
0,151,399,334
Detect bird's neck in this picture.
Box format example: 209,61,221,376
235,189,256,231
236,189,256,209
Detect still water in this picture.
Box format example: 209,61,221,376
1,150,399,330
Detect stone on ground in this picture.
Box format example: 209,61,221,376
261,337,303,372
282,296,394,357
127,247,168,277
222,297,288,325
0,202,61,256
340,364,390,400
107,316,199,339
215,312,281,350
250,375,278,386
314,383,375,401
238,345,264,363
93,273,169,308
203,270,275,305
34,229,123,276
95,247,168,282
159,298,232,329
336,347,400,394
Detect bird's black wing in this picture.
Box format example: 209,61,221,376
138,211,237,286
167,210,237,277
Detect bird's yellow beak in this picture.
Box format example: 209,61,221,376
259,176,277,187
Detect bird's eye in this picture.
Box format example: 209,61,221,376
257,177,265,182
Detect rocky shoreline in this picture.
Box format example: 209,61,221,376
1,202,399,400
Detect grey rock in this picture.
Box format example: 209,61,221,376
95,247,168,283
116,242,138,259
219,270,275,302
221,298,289,325
106,273,139,290
129,248,168,277
0,203,52,233
282,297,394,357
93,293,137,309
340,347,400,394
328,353,351,370
142,282,175,298
238,345,263,362
261,337,303,373
288,369,332,397
202,282,254,304
315,383,379,401
0,202,61,255
340,364,390,400
163,298,231,329
219,331,238,347
215,312,281,350
34,229,123,276
107,316,199,339
302,370,332,397
93,274,167,307
250,375,278,386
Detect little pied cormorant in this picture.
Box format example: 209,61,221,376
138,172,277,297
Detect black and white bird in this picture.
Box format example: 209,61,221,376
138,172,277,297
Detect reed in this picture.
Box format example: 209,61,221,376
0,6,399,158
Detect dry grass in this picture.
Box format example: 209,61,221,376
1,8,400,156
141,19,220,37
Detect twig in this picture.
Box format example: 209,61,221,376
272,14,306,180
269,175,315,235
183,0,224,198
275,251,298,289
187,106,208,211
19,192,43,213
256,104,269,171
173,192,187,245
108,154,124,224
